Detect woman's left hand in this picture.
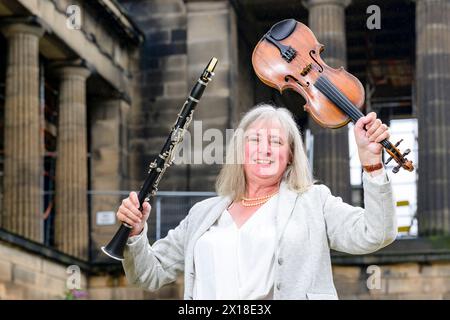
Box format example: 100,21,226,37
354,112,390,165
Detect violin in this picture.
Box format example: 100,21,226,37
252,19,414,173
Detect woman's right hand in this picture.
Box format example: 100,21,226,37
116,191,151,237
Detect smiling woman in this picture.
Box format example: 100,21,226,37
216,104,315,202
215,105,314,230
118,103,398,300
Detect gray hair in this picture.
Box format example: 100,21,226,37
215,103,315,200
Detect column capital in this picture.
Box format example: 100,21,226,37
0,16,46,38
50,59,92,80
302,0,351,9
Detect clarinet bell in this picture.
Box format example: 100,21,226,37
101,224,133,261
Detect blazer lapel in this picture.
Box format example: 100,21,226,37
276,181,300,243
192,196,231,241
184,196,232,298
186,196,232,264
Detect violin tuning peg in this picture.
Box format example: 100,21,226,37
392,165,401,174
403,149,411,156
394,139,404,147
385,156,393,165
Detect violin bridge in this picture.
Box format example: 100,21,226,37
301,63,312,76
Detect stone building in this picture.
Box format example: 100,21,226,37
1,0,450,299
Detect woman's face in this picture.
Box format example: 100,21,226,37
243,119,291,184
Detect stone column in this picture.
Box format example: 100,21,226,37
416,0,450,236
186,0,238,190
53,63,91,259
1,22,44,242
89,97,130,261
304,0,352,202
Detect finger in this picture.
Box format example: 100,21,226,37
369,123,387,142
354,116,367,131
375,129,390,143
121,206,142,223
362,112,377,130
367,112,377,121
356,113,374,130
122,199,143,218
142,201,151,213
119,206,142,224
366,119,382,137
355,116,372,136
118,211,140,227
130,191,140,208
142,202,151,218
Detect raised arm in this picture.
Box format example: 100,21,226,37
321,172,397,254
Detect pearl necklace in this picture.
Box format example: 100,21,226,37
241,190,279,207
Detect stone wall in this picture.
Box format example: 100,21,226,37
121,0,239,193
2,239,450,299
89,98,131,262
88,274,183,300
0,240,182,300
0,241,86,299
185,1,238,191
334,263,450,299
119,0,190,192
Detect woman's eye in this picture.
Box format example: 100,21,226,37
270,138,281,145
248,136,259,142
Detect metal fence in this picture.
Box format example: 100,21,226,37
38,190,217,262
87,190,217,262
151,191,217,240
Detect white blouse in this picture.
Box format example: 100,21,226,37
192,194,278,300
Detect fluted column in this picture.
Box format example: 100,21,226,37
90,97,130,261
416,0,450,236
1,22,44,242
54,63,91,259
304,0,352,202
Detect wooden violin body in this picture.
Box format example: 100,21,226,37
252,19,414,173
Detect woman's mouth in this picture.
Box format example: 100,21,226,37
255,159,274,164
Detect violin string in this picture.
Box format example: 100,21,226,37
321,77,364,121
289,54,391,144
289,53,365,122
314,78,353,119
269,45,397,158
289,55,396,154
316,77,392,151
314,77,362,122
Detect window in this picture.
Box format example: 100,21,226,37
386,118,418,237
349,119,418,237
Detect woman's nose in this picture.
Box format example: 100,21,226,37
257,138,271,154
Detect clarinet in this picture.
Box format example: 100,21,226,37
102,57,218,261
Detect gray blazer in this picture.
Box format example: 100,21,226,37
122,173,397,300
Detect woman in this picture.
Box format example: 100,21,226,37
118,104,397,300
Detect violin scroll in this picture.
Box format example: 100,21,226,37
384,139,414,173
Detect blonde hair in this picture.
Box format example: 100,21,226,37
215,103,315,200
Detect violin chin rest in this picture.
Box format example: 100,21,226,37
269,19,297,41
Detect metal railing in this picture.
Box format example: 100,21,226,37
151,191,217,240
87,190,216,239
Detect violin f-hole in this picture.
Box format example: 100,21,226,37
309,50,323,73
285,75,310,88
